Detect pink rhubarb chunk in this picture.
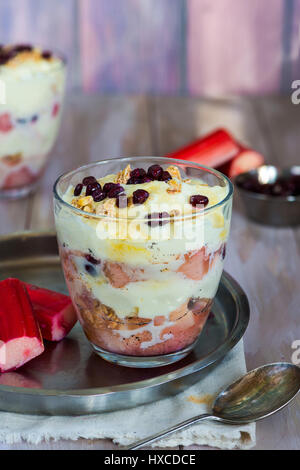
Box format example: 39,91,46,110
0,278,44,373
25,283,77,342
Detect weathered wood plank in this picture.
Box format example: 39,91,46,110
187,0,284,95
79,0,184,93
28,94,153,230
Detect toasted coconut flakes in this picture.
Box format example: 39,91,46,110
167,179,182,193
183,178,191,183
116,164,131,184
76,196,93,208
96,198,117,217
166,165,182,180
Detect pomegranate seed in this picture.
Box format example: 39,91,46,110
86,181,101,196
133,189,149,205
92,189,106,202
116,194,128,208
130,168,146,179
107,185,125,198
127,177,137,184
190,195,209,207
42,51,52,60
147,164,163,180
13,44,33,53
103,182,119,193
85,254,100,265
140,175,152,183
82,176,97,186
159,170,172,182
74,183,83,196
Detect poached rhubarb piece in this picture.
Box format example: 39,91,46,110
25,283,77,341
165,129,264,178
0,278,44,373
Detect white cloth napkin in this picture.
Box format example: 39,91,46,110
0,340,255,449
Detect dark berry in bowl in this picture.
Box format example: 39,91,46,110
83,176,97,186
190,195,209,208
86,181,101,196
107,185,125,198
140,175,153,183
103,182,119,193
42,50,52,60
13,44,33,53
74,183,83,196
92,189,106,202
84,264,97,276
159,170,172,182
147,164,163,180
132,189,149,205
130,168,146,179
126,177,140,185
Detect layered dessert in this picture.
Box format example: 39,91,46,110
54,159,232,366
0,44,66,196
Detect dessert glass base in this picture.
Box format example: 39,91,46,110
91,340,197,368
0,179,39,199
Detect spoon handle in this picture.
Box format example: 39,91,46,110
126,413,216,450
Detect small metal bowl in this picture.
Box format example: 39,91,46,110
234,165,300,226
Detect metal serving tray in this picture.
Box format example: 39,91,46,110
0,232,249,416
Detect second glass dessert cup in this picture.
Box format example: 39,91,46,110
54,157,233,368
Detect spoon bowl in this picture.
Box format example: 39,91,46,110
213,362,300,423
127,362,300,449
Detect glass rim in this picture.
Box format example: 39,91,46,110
53,156,234,222
0,44,67,79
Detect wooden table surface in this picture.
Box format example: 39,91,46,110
0,94,299,450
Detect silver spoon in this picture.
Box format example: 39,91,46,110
127,362,300,450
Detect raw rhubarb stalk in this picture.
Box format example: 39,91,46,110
0,278,44,373
165,129,240,167
25,283,77,342
165,128,264,177
218,149,265,178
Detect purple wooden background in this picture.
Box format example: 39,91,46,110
0,0,299,95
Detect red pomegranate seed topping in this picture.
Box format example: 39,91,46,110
82,176,97,186
74,183,83,196
147,164,163,180
103,182,119,193
190,195,209,208
86,181,101,196
130,168,146,179
92,189,106,202
159,170,172,182
107,185,125,198
132,189,149,205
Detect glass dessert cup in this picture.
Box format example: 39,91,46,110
54,157,233,368
0,45,66,199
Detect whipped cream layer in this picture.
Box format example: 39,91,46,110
71,252,224,319
57,168,230,264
